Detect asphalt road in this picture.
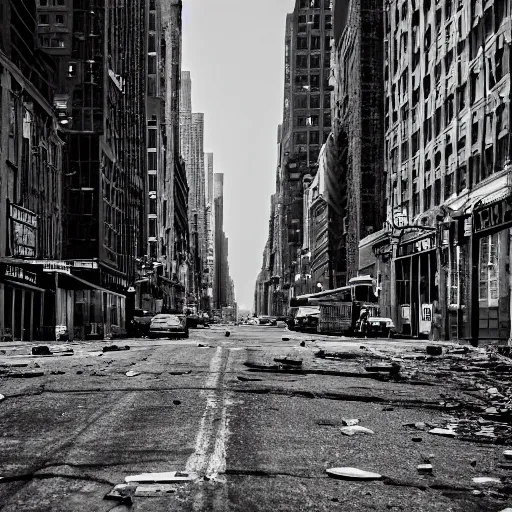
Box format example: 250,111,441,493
0,326,511,511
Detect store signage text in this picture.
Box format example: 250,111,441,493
474,199,512,234
9,203,37,258
4,265,37,285
397,235,435,257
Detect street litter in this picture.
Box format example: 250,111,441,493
326,467,382,480
103,345,130,352
417,464,433,474
428,428,457,437
342,418,359,426
104,484,134,505
340,426,374,436
274,358,302,366
225,331,231,337
237,375,263,382
134,484,177,496
0,394,4,402
126,371,140,377
32,346,52,356
125,471,196,483
472,476,501,485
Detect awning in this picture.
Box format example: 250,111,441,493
4,279,46,293
55,272,126,298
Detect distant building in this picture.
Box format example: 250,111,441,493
205,153,215,308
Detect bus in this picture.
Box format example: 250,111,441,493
289,276,380,335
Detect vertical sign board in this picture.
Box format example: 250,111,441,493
8,202,37,257
420,304,433,335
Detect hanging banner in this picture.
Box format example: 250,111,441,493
9,202,37,257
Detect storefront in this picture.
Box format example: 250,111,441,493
394,233,438,337
471,195,512,342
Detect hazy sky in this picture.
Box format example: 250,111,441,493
182,0,295,310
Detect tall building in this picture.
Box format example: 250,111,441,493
143,0,188,313
0,0,64,341
257,0,334,312
36,0,147,339
205,152,215,308
179,71,207,309
213,173,225,309
362,0,512,344
331,0,385,281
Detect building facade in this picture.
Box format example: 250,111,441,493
205,152,215,309
36,0,147,340
0,0,65,341
361,0,512,344
142,0,188,314
332,0,385,283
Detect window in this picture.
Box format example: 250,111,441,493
148,218,157,238
310,74,320,89
434,178,441,205
444,172,453,198
148,174,157,192
148,152,157,171
55,14,64,24
311,36,321,50
310,95,320,108
148,55,156,74
294,95,308,109
309,131,319,145
310,54,320,68
296,55,308,68
456,165,467,193
296,116,308,127
148,34,156,53
148,128,157,149
56,0,64,5
39,14,49,25
479,234,499,307
457,83,466,112
39,0,48,5
325,15,332,30
324,112,331,127
424,185,432,211
295,132,307,145
297,37,308,50
51,38,65,48
413,192,420,216
67,63,76,77
149,197,157,215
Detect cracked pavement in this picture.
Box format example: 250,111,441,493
0,326,511,511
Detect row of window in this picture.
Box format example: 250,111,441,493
298,0,332,10
295,113,331,128
39,36,65,48
297,35,333,51
297,14,332,31
294,130,330,146
38,13,65,25
294,94,330,109
39,0,65,5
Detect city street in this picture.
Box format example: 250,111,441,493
0,327,511,511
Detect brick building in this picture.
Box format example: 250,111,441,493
361,0,512,343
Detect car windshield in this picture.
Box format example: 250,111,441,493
153,314,181,325
134,309,154,317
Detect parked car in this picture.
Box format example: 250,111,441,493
258,316,272,325
294,306,320,333
355,317,395,338
149,314,189,339
130,309,155,337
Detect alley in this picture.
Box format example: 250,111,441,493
0,326,512,511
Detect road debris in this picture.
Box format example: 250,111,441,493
76,371,83,375
0,394,4,402
472,476,501,485
504,450,512,460
282,337,290,341
134,484,177,496
342,418,360,426
315,349,360,360
326,467,382,480
225,331,231,337
7,371,45,379
197,343,212,348
365,363,400,376
340,426,374,436
299,341,305,347
103,345,130,353
126,371,140,377
50,371,65,375
104,483,135,505
428,427,457,437
426,346,443,356
173,400,181,405
125,471,196,483
32,346,52,356
274,358,302,367
237,375,263,382
417,464,433,474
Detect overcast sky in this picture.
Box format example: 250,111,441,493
182,0,295,311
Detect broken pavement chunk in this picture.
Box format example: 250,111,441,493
125,471,196,483
32,346,52,356
472,476,501,485
103,345,130,353
417,464,433,474
125,371,140,377
426,346,442,356
364,364,400,375
428,428,457,437
326,467,382,481
342,418,360,426
134,484,177,497
340,425,374,436
104,484,134,505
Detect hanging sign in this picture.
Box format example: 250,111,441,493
4,264,37,285
474,198,512,234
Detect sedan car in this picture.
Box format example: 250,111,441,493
149,314,189,339
130,309,155,337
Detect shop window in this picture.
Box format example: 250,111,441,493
479,234,499,307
